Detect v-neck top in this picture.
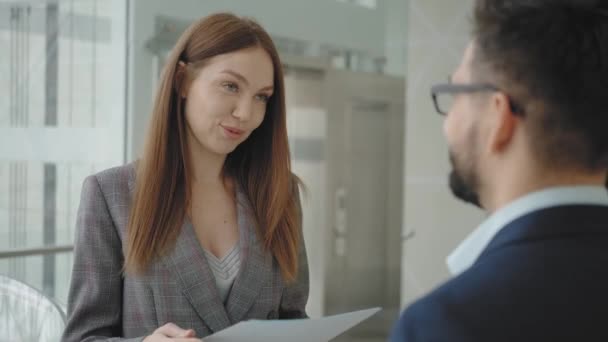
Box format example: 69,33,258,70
203,243,241,303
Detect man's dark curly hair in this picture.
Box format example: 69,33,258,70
472,0,608,171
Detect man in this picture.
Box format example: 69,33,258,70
391,1,608,341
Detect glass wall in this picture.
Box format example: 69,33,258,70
0,0,127,308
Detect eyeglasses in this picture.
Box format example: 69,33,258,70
430,83,524,116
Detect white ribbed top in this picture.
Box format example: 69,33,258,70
203,244,241,303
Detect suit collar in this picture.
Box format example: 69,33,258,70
127,162,136,192
447,186,608,276
480,204,608,259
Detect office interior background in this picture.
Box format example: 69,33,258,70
0,0,484,340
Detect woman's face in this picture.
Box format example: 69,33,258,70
181,46,274,157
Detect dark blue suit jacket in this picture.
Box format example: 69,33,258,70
390,205,608,341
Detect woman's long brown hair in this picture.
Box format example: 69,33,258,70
125,13,302,282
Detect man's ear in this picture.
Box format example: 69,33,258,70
174,61,189,99
487,92,518,154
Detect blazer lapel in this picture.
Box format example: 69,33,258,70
164,220,232,333
225,190,274,323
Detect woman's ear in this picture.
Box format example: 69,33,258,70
174,61,189,99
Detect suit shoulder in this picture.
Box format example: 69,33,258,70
395,258,530,340
89,162,136,190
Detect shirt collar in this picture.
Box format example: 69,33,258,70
446,186,608,276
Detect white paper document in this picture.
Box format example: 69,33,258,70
205,307,381,342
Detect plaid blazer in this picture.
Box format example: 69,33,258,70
62,163,309,341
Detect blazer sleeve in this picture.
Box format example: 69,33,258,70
62,175,144,342
278,181,310,319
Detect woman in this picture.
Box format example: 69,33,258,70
62,13,308,341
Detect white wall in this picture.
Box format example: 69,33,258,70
126,0,390,161
385,0,408,76
401,0,485,308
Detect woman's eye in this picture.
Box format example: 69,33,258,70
223,82,239,92
255,94,270,103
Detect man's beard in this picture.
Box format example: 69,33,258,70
448,152,482,208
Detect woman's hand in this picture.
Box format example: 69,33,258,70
143,323,202,341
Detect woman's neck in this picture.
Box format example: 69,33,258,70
187,141,228,188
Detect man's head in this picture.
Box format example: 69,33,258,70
434,0,608,209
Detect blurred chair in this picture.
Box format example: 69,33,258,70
0,274,66,342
